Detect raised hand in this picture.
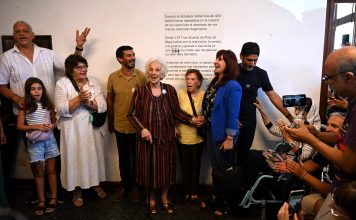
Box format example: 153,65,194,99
76,27,91,49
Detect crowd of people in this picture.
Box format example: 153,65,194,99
0,20,355,220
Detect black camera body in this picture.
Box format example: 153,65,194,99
282,94,306,108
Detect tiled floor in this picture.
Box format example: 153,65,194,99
3,183,280,220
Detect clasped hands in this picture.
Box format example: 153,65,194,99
191,115,204,127
78,87,93,106
34,123,55,132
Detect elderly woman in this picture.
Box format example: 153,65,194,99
54,55,107,207
128,58,202,214
202,49,242,217
176,69,205,203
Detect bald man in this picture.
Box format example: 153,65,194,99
285,46,356,176
285,47,356,220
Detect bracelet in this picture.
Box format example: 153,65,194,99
75,46,83,51
299,171,307,180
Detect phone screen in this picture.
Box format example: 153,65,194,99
288,190,305,215
282,94,306,107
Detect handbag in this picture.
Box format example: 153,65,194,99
26,111,52,141
69,77,107,127
91,111,107,127
187,91,206,138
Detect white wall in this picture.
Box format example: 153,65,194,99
0,0,327,182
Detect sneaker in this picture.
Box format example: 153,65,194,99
130,186,141,202
112,187,127,202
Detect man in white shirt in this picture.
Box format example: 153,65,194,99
0,20,90,114
0,21,90,203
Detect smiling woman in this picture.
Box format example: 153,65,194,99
54,54,107,207
127,58,202,215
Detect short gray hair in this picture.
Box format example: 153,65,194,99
329,111,346,119
145,57,168,79
13,21,33,32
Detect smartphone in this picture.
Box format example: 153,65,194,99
282,94,306,107
288,189,305,216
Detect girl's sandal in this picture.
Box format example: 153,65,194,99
149,202,157,214
45,198,57,214
162,202,174,214
34,201,46,216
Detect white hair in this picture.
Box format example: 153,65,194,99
13,21,33,32
145,57,168,79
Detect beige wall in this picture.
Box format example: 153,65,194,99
0,0,327,183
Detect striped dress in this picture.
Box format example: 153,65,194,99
128,82,192,189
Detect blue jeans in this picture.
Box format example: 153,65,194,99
207,130,238,176
27,134,59,163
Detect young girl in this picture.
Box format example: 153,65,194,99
17,77,60,216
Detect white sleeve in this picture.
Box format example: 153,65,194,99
0,53,11,84
91,77,107,113
54,79,72,117
53,52,65,79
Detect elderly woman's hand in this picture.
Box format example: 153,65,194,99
191,116,204,127
141,128,152,144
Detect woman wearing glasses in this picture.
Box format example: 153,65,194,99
55,55,107,207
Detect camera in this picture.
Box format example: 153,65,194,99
288,189,305,216
282,94,306,108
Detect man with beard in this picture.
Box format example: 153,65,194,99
235,42,293,166
107,46,147,202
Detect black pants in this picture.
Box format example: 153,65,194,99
177,141,203,196
234,121,256,166
1,125,18,190
115,132,137,190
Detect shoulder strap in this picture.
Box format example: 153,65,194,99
187,91,198,116
68,77,80,92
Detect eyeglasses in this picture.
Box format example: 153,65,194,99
322,74,338,82
74,65,88,70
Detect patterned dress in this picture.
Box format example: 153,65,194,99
128,82,192,189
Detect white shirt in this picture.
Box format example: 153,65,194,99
0,44,64,114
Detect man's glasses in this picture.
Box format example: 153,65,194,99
322,74,338,82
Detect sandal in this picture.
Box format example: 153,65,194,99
35,201,46,216
72,197,83,207
45,198,57,214
162,202,174,214
149,202,157,214
93,186,107,199
200,195,216,209
214,201,230,218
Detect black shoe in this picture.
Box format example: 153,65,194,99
112,188,127,202
130,186,141,202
